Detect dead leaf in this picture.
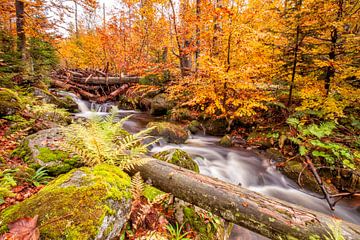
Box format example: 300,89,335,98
0,215,40,240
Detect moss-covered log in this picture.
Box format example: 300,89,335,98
131,159,360,240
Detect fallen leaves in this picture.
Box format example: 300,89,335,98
0,216,40,240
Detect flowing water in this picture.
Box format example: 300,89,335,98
62,92,360,239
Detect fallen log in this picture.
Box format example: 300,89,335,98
72,76,140,85
50,79,98,100
97,84,129,103
131,159,360,240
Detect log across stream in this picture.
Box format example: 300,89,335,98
63,92,360,239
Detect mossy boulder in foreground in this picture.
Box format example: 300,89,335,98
147,122,189,144
12,128,82,176
153,148,199,173
0,88,23,116
0,164,132,240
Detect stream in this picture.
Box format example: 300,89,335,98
63,92,360,239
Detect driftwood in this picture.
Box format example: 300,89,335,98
131,159,360,240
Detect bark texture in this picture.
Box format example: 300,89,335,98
131,159,360,240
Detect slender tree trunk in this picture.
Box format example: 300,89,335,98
195,0,201,73
15,0,25,62
211,0,221,57
288,25,300,106
324,28,337,96
74,1,78,37
287,0,303,106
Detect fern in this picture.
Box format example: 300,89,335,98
131,172,145,200
61,107,158,170
303,122,336,139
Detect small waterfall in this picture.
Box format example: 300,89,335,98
57,91,111,117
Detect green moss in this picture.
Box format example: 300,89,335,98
143,185,164,202
0,164,131,239
183,206,218,240
153,149,199,173
37,147,69,163
0,88,23,115
11,140,32,162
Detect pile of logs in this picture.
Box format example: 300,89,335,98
50,69,140,103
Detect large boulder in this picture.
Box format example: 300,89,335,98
0,88,23,116
153,148,199,173
0,164,132,240
147,122,189,144
150,93,174,116
33,88,78,112
12,128,82,176
188,120,203,134
202,118,228,136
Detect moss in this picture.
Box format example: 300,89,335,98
183,206,218,240
11,140,32,162
143,185,164,202
34,147,82,176
37,147,69,163
188,120,202,134
0,88,23,116
219,135,233,147
153,149,199,173
0,164,131,239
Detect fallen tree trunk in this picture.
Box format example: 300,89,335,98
131,159,360,239
72,76,140,85
97,84,129,103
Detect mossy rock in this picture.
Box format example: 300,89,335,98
153,149,199,173
202,118,228,136
147,122,189,144
188,120,202,134
12,128,82,176
150,93,174,116
0,88,23,116
280,160,337,194
0,164,132,240
33,88,77,112
219,135,233,147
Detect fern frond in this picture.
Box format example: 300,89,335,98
131,172,145,200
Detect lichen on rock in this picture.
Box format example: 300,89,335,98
0,164,132,240
153,148,199,173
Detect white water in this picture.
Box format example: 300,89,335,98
64,93,360,239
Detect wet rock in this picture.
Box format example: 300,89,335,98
147,122,189,144
219,135,233,147
280,160,337,194
0,164,132,240
188,120,203,134
150,93,174,116
153,148,199,173
12,128,82,176
265,148,285,163
0,88,23,116
202,118,228,136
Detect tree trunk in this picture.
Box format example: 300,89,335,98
131,159,360,240
15,0,26,66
